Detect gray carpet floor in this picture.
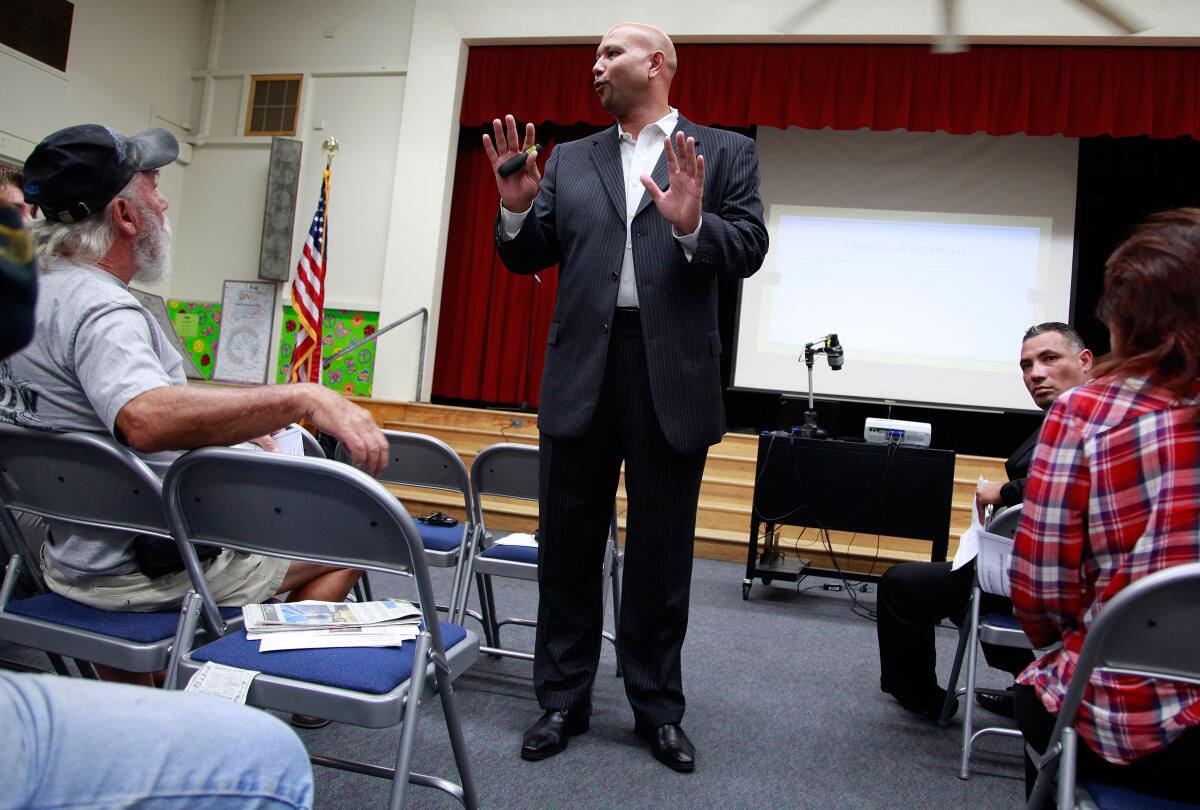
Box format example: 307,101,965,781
303,557,1025,809
1,556,1027,809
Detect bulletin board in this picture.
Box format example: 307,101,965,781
165,299,221,380
277,306,379,397
213,280,277,384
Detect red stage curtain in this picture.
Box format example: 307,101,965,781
438,43,1199,408
433,124,599,408
461,44,1200,138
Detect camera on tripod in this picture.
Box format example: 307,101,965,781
795,333,844,439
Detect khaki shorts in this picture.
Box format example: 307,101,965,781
40,545,291,612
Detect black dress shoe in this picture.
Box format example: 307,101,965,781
891,686,958,721
520,708,590,761
975,686,1016,718
635,723,696,773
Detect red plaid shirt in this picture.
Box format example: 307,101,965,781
1012,374,1200,765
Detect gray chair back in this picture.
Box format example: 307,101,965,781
338,430,472,507
985,503,1023,539
470,442,538,512
1028,561,1200,808
0,422,169,539
299,428,326,459
162,447,441,642
1067,560,1200,692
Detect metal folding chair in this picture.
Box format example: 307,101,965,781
1026,561,1200,810
457,443,622,673
0,423,227,679
336,430,474,615
939,503,1035,778
163,447,479,810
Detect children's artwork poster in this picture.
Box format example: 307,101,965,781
277,306,379,397
166,300,221,380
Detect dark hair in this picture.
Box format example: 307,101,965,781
1092,208,1200,396
1022,321,1086,354
0,165,22,190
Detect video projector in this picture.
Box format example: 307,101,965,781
864,417,932,448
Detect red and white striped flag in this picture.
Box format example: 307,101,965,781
289,167,329,383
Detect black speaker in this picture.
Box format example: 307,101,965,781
258,137,303,282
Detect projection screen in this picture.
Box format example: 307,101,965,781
732,127,1080,412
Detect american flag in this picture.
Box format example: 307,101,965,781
289,168,329,383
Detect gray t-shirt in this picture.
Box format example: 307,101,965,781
0,258,185,580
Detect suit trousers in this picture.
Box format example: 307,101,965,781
535,309,707,726
876,560,1033,701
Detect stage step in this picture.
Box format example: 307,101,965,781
357,400,1008,573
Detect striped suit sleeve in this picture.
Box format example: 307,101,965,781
692,135,768,279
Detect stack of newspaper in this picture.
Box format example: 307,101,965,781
242,599,422,652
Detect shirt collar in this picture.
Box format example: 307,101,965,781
617,107,679,142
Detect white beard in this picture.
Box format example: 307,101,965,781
131,215,172,285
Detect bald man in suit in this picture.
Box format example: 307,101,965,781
485,23,768,772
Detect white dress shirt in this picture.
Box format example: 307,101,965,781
500,107,702,309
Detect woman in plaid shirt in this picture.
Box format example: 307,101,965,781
1011,208,1200,804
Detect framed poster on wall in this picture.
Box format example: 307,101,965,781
212,280,277,384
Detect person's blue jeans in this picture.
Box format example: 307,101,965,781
0,671,313,809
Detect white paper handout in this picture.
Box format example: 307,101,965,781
493,532,538,548
951,476,986,571
976,528,1015,596
184,661,258,704
230,424,307,456
254,625,420,652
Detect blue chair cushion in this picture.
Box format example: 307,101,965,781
4,593,240,644
983,611,1021,630
190,621,469,695
1083,782,1200,810
417,522,464,553
479,544,538,565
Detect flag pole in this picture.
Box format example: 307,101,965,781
314,137,337,383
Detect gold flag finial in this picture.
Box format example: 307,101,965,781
321,137,339,165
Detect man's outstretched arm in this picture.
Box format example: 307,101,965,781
116,382,387,475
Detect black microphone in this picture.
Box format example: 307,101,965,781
826,333,844,370
498,144,542,178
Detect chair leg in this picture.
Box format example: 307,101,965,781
351,572,374,603
46,653,72,677
449,525,480,625
959,585,983,779
165,591,203,690
606,541,623,678
388,633,432,810
434,658,479,809
940,619,971,725
1058,729,1078,810
475,573,501,651
1028,743,1061,810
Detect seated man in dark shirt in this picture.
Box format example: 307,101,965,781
875,322,1092,719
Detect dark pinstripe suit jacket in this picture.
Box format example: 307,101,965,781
495,116,768,454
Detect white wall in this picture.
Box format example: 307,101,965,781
0,0,208,299
168,0,413,380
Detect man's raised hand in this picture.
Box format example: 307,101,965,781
483,114,541,213
641,132,704,236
